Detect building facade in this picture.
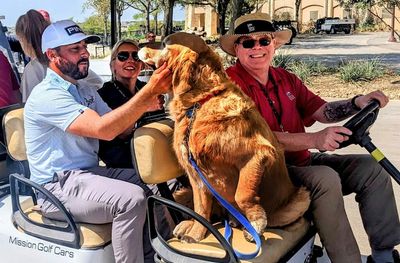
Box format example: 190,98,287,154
185,0,400,36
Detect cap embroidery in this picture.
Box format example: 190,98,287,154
65,25,83,36
247,23,255,32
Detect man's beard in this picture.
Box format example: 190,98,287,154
56,56,89,80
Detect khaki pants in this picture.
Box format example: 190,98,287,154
289,153,400,263
38,167,159,263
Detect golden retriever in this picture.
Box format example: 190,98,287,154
139,32,310,243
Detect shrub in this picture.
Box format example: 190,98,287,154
338,59,386,82
287,61,313,83
272,52,294,69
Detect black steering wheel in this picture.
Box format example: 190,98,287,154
338,99,380,149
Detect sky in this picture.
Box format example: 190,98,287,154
0,0,185,28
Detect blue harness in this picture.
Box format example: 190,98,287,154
184,102,262,260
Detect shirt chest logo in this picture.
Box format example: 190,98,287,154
286,91,295,101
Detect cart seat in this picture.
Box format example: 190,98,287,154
132,120,313,262
3,106,112,249
131,118,184,184
167,219,310,262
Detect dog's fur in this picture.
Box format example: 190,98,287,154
139,33,310,243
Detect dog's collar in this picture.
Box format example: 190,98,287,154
185,90,221,118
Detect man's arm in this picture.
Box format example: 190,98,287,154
277,90,390,152
67,63,171,141
312,90,389,123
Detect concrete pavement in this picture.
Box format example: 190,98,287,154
308,99,400,262
281,31,400,72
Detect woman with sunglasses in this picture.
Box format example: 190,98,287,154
221,13,399,263
97,39,165,168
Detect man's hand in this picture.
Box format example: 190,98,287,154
354,90,389,109
146,95,165,112
313,126,352,151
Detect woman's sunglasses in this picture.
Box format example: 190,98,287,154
117,51,140,62
237,37,272,49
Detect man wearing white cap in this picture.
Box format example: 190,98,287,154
24,20,172,263
221,12,400,263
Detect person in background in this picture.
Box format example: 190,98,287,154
97,39,165,168
15,10,103,102
25,19,172,263
220,12,400,263
37,9,51,22
0,51,21,107
146,31,156,43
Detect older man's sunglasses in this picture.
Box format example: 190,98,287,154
117,51,140,62
238,37,272,49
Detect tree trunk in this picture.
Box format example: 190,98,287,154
154,13,158,35
295,0,301,32
146,8,151,32
230,0,245,32
103,16,108,45
217,0,230,35
388,5,396,42
162,0,174,37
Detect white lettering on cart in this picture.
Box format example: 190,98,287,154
9,236,74,258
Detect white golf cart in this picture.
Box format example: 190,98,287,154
1,97,398,263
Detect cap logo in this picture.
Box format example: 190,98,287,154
247,23,255,32
65,25,83,36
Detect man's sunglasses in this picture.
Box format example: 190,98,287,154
117,51,140,62
237,37,272,49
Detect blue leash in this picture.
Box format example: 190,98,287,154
185,103,262,260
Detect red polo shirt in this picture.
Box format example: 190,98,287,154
226,61,326,166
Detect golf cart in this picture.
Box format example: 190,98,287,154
0,98,398,263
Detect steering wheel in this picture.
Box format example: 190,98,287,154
338,99,380,149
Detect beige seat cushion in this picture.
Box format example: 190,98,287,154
21,198,112,249
167,218,310,263
3,108,26,161
132,119,184,184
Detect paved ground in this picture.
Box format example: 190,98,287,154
309,100,400,263
281,31,400,72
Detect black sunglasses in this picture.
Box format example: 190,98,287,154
117,51,140,62
238,37,272,49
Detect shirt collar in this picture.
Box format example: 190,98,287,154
235,60,283,87
46,68,76,91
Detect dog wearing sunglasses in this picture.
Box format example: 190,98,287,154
139,32,310,243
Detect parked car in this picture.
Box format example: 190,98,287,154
314,17,355,34
186,26,207,37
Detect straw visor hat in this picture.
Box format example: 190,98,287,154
220,12,292,56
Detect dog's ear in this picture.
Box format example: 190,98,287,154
170,46,199,95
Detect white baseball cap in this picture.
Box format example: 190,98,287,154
42,20,100,52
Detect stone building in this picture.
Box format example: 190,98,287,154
185,0,400,36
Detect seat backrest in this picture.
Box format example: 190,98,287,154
131,119,184,184
2,107,26,161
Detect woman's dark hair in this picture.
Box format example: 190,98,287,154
15,9,50,64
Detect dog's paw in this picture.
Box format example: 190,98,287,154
243,216,268,242
173,220,194,239
180,234,198,243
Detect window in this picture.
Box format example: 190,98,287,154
310,11,318,21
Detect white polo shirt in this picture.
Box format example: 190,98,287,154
24,68,111,185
